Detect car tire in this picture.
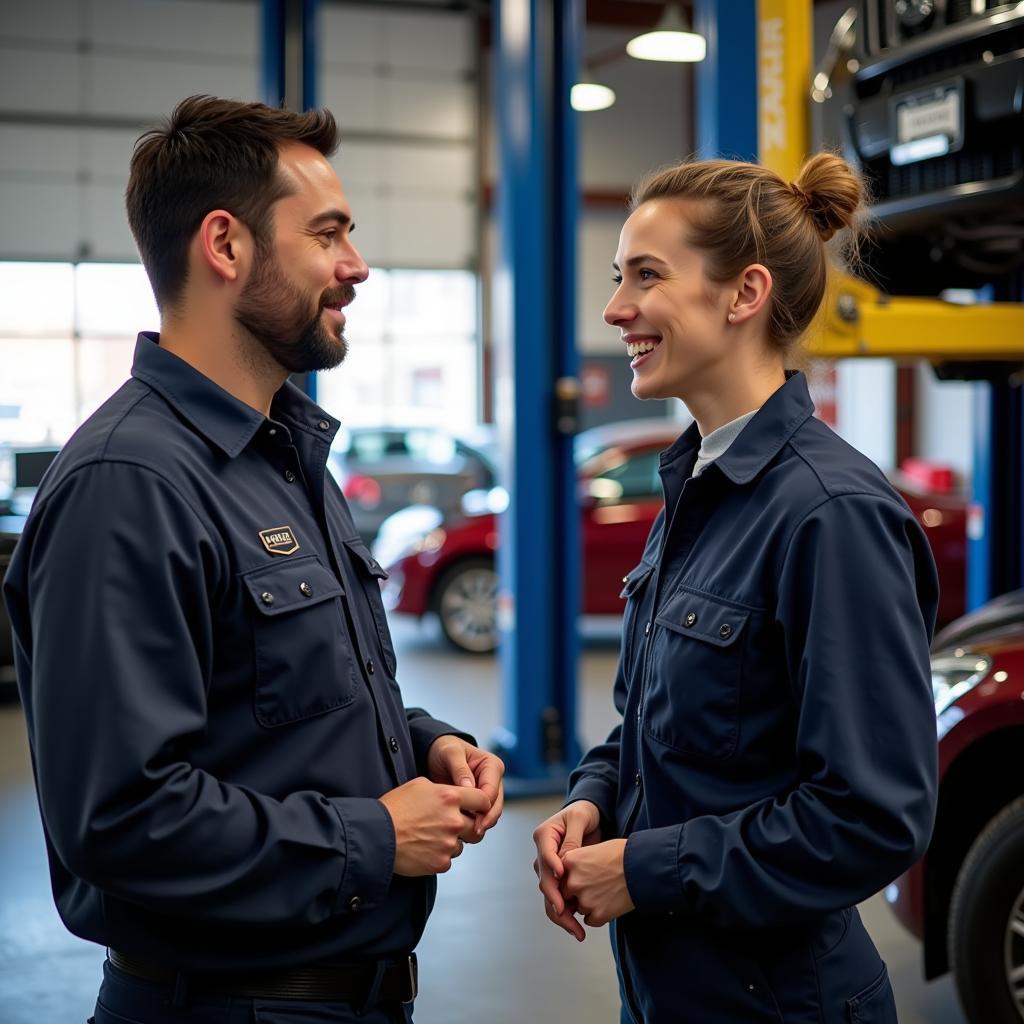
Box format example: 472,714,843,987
433,557,498,655
948,795,1024,1024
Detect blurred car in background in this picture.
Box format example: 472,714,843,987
887,590,1024,1024
329,425,497,546
373,420,968,654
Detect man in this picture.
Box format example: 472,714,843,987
2,95,504,1024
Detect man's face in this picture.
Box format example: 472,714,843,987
234,143,368,374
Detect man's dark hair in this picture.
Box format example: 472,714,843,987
126,95,339,312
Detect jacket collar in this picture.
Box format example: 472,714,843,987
130,332,339,458
661,371,815,486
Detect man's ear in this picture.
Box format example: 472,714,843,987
727,264,773,325
196,209,251,285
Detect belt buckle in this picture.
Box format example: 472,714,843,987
403,953,418,1004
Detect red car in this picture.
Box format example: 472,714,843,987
886,591,1024,1024
373,419,967,654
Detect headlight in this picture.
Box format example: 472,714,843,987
931,649,991,715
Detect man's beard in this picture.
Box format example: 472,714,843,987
234,247,353,374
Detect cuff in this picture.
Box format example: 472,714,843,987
406,710,476,775
329,797,396,914
564,778,617,836
623,824,684,914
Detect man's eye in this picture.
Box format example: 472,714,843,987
320,230,337,243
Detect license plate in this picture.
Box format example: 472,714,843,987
890,81,964,167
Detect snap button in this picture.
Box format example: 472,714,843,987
348,896,362,911
719,623,733,639
389,736,400,753
299,582,313,598
644,621,651,636
366,659,375,675
317,419,331,431
268,428,277,437
685,612,697,627
260,592,274,606
622,575,629,584
634,772,642,787
284,469,296,483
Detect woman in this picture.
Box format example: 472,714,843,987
533,154,938,1023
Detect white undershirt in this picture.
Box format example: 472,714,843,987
691,409,759,478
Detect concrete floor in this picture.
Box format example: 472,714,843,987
0,616,965,1024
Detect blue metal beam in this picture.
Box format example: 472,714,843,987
262,0,319,401
492,0,582,791
694,0,758,160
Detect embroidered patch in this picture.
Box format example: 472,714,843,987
259,526,300,556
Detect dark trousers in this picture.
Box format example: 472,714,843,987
89,960,414,1024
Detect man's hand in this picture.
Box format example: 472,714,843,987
378,778,491,876
532,800,602,941
426,735,505,840
561,838,635,928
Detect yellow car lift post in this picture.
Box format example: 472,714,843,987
756,0,1024,361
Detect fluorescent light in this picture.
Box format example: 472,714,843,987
571,80,616,112
627,2,706,63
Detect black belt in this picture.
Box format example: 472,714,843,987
107,949,418,1004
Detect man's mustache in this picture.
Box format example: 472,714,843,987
320,285,356,308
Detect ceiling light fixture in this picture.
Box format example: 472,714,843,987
626,2,706,63
571,72,616,112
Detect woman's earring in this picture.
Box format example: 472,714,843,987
728,313,736,322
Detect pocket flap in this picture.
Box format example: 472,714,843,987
343,538,390,581
619,561,655,599
242,556,343,616
655,589,749,646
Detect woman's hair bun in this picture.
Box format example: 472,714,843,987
791,152,863,241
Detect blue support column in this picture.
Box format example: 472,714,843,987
492,0,583,792
262,0,319,400
967,381,993,610
694,0,758,160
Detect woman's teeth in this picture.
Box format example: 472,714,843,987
627,340,659,358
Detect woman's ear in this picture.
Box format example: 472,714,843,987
727,264,773,325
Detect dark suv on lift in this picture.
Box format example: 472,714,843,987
824,5,1024,1022
834,0,1024,292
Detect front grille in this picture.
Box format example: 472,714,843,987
864,136,1022,202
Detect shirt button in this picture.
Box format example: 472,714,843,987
299,582,313,598
260,591,274,606
317,419,331,431
685,612,697,627
348,896,362,912
389,736,400,753
268,428,277,437
719,623,733,639
634,772,642,787
366,659,375,675
284,469,296,483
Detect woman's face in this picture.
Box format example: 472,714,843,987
604,199,735,403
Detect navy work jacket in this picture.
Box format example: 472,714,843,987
566,372,939,1023
3,333,471,971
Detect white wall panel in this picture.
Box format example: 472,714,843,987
0,46,83,112
88,0,259,59
915,362,973,482
320,71,386,133
384,77,473,139
579,214,626,353
0,0,82,43
385,10,471,73
320,6,383,68
385,196,474,269
0,126,79,175
83,183,139,261
0,181,80,258
87,55,259,118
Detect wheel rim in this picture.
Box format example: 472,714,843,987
439,567,498,652
1005,883,1024,1020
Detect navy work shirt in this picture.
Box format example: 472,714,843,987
566,372,939,1022
3,333,472,971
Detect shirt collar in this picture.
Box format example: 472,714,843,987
660,370,815,485
130,332,340,458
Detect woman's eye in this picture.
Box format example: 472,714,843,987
611,275,623,285
638,268,656,281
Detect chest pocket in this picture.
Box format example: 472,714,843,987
242,555,358,727
645,588,751,761
620,561,656,674
343,537,398,678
